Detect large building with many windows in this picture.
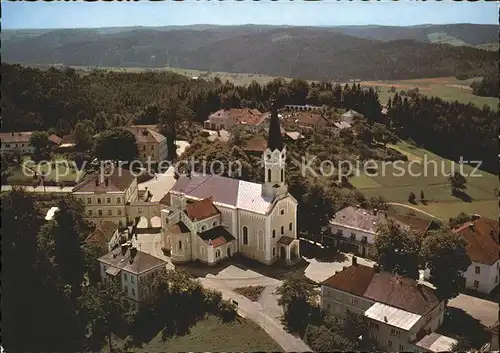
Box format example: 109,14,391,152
320,258,455,352
161,99,300,266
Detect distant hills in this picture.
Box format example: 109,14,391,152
2,24,497,81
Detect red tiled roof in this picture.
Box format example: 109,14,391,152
184,197,220,221
198,226,235,247
242,136,268,153
84,221,117,246
322,264,440,315
170,221,190,234
453,217,500,265
72,168,135,193
48,134,63,145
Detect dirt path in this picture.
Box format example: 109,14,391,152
388,202,443,221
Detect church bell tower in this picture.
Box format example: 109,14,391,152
262,96,287,199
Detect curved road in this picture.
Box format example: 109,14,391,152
388,202,443,221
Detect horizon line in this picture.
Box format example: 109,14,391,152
3,22,497,31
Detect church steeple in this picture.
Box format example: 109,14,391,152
267,97,283,151
262,95,287,199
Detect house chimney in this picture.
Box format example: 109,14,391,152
121,243,128,256
352,256,358,266
373,264,380,273
384,316,388,323
130,246,138,259
468,223,475,231
356,204,360,209
471,214,481,222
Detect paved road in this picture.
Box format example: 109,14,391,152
388,202,443,221
201,277,311,352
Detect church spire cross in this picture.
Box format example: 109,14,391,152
267,95,283,152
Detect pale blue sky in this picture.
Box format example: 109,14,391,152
2,0,498,29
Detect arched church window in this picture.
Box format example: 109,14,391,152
243,226,249,245
267,169,271,182
281,169,284,183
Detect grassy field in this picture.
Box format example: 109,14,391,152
7,156,81,184
107,315,282,353
365,76,497,110
349,141,498,220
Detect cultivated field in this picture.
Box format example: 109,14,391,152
349,141,498,221
363,76,497,110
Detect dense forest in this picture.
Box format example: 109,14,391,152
1,63,496,173
2,25,498,81
470,70,499,98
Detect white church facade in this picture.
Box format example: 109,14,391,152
159,100,301,266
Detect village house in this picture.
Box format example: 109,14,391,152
281,110,329,130
72,167,160,229
84,220,122,252
423,216,499,294
341,109,364,125
320,258,455,352
98,241,167,307
204,108,268,132
127,126,168,163
161,100,300,266
0,131,35,154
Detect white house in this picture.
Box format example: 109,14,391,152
320,257,455,352
424,216,499,294
161,99,300,266
98,242,167,307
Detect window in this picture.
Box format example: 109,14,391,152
87,198,92,204
362,236,368,243
98,210,103,216
267,169,271,182
281,226,284,235
280,169,284,182
272,230,276,238
243,226,248,245
474,280,479,289
108,210,112,216
178,241,182,250
106,197,111,203
272,247,276,256
326,303,331,309
200,224,207,232
216,249,221,258
350,232,356,240
390,329,400,337
124,273,128,281
151,145,154,150
143,145,146,150
399,344,404,351
88,210,93,216
117,197,121,204
475,266,480,274
97,198,102,204
124,285,128,293
131,276,135,283
212,221,218,227
351,297,358,305
338,229,343,236
280,209,285,215
118,209,122,216
289,222,292,231
388,340,393,348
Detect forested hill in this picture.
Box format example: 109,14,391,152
2,25,497,81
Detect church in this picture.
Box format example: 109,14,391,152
159,100,300,266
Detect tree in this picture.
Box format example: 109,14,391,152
448,212,472,228
450,337,473,352
421,231,471,300
372,122,397,146
277,273,317,334
79,282,134,352
408,191,416,204
74,119,96,150
448,172,467,195
50,195,89,295
30,130,50,156
374,220,421,279
94,128,138,163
